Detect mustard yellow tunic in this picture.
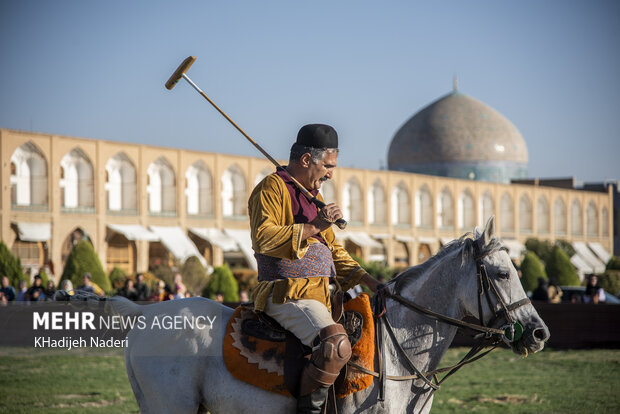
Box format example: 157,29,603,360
249,173,368,312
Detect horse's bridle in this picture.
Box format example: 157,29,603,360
348,241,532,412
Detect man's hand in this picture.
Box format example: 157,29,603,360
302,203,344,240
361,273,381,293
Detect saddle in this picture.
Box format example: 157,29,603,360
223,293,375,398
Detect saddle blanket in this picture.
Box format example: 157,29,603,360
223,293,375,398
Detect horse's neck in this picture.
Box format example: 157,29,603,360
384,249,473,376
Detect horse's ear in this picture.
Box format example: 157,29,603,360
482,215,496,246
474,226,482,238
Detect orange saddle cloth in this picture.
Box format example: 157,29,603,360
223,293,375,398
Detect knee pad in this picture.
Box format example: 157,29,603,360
299,324,352,395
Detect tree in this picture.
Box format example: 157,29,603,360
61,241,110,292
108,267,127,290
606,256,620,271
524,238,553,263
0,241,26,287
599,270,620,296
545,246,579,286
554,240,576,258
181,256,209,296
202,264,239,302
520,251,547,292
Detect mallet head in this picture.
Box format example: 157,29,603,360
165,56,197,90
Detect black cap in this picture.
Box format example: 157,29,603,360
296,124,338,149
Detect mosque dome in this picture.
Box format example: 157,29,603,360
387,85,528,183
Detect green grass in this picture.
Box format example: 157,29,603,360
432,347,620,414
0,348,138,413
0,347,619,413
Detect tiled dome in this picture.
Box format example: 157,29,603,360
387,89,528,183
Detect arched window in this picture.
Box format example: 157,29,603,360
586,201,598,237
368,179,387,225
221,164,246,217
571,199,582,236
60,148,94,211
391,182,410,226
319,180,336,204
343,178,363,224
254,167,273,186
415,185,433,229
479,191,494,227
458,189,475,230
10,141,48,208
186,160,213,216
554,198,567,235
536,196,550,234
499,193,514,232
602,207,609,237
518,194,533,233
147,157,176,214
105,152,136,212
437,187,454,229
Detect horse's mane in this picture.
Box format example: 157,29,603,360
390,233,504,293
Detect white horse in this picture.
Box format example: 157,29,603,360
99,217,548,414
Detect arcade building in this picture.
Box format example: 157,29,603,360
0,85,614,283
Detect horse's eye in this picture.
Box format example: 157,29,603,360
498,272,510,280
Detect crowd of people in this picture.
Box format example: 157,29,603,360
0,271,254,305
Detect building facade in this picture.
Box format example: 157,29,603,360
1,128,614,283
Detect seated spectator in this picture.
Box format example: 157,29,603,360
173,273,186,299
532,278,549,302
76,273,95,294
149,280,174,302
215,292,224,303
584,275,606,304
1,276,16,302
239,290,249,303
59,279,74,295
547,281,563,304
134,273,150,301
26,275,45,301
117,279,138,301
44,280,56,301
16,280,28,301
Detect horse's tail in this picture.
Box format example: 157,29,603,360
53,290,143,318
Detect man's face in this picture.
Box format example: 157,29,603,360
1,277,8,288
304,151,338,191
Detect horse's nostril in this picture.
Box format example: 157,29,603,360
533,327,548,342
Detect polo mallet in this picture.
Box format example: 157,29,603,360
165,56,347,230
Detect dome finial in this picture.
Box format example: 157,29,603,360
453,75,459,92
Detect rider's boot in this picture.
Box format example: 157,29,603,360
296,387,329,414
296,324,351,414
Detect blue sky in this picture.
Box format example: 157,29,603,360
1,0,618,182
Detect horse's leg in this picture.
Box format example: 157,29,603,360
124,350,148,412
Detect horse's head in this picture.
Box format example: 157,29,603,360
467,216,550,355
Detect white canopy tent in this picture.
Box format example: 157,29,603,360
587,242,611,265
501,239,525,260
340,231,383,249
189,228,239,252
107,224,159,241
570,254,591,282
13,222,51,242
149,226,207,267
223,229,257,270
572,241,605,274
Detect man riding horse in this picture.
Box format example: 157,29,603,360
249,124,380,413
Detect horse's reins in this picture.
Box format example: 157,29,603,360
347,241,531,411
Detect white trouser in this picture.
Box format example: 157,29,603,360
264,295,335,346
